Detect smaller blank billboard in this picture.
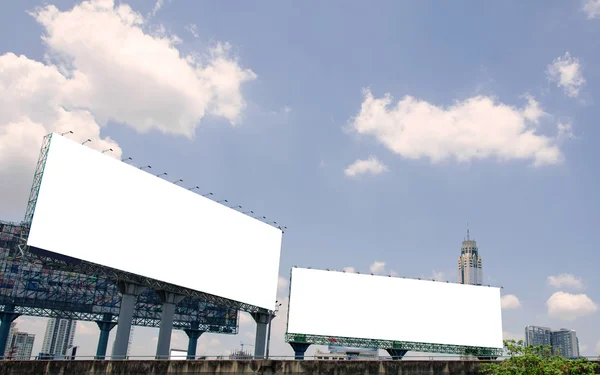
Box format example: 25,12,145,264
287,267,503,349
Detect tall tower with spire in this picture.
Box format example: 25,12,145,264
458,225,483,285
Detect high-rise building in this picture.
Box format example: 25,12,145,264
3,322,16,358
458,228,483,285
10,332,35,360
41,318,77,356
525,325,552,348
525,325,580,358
3,323,35,360
551,329,579,358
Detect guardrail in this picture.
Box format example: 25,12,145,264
0,355,598,361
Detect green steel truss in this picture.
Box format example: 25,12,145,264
285,333,503,357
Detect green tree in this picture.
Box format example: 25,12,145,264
480,339,598,375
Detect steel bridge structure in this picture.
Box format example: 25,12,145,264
0,220,237,358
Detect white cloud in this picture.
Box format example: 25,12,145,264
349,89,565,167
32,0,256,134
369,261,386,274
342,266,356,273
368,261,397,276
584,0,600,19
580,344,589,354
557,121,575,140
277,276,289,298
546,291,598,320
0,0,255,221
432,270,446,281
185,24,199,38
152,0,164,16
547,53,585,98
501,294,521,309
0,53,123,220
344,156,388,177
547,274,584,290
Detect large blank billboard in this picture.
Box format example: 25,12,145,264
287,267,503,349
26,133,282,310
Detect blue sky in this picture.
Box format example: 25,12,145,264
1,0,600,358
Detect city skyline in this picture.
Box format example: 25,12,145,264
1,0,600,359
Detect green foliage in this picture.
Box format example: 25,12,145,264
480,339,598,375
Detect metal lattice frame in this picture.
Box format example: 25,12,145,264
18,133,270,315
285,333,504,357
0,221,238,333
23,133,51,229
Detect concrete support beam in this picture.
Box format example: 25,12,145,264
250,312,270,359
95,313,117,360
386,348,408,360
112,281,146,360
0,306,20,358
289,342,311,360
155,291,185,359
184,322,204,360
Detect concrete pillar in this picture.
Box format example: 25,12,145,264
155,291,185,359
386,348,408,360
289,342,310,360
112,281,146,360
251,312,270,359
0,306,20,358
95,313,117,359
184,322,204,360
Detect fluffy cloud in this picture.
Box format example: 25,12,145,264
0,53,122,220
584,0,600,19
501,294,521,309
344,156,388,177
547,274,584,290
0,0,255,221
547,53,585,98
546,291,598,320
369,261,398,276
342,266,356,273
349,90,565,167
432,270,446,281
32,0,255,134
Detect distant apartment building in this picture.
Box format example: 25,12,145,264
9,332,35,360
3,323,35,360
3,322,16,358
458,229,483,285
41,318,77,356
525,325,580,358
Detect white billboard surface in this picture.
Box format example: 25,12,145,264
26,133,282,310
287,267,503,349
170,350,187,360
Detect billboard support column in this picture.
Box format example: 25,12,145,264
184,321,204,360
95,313,117,359
386,349,408,360
113,281,147,359
250,312,270,359
289,342,310,360
155,291,185,359
0,305,20,358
